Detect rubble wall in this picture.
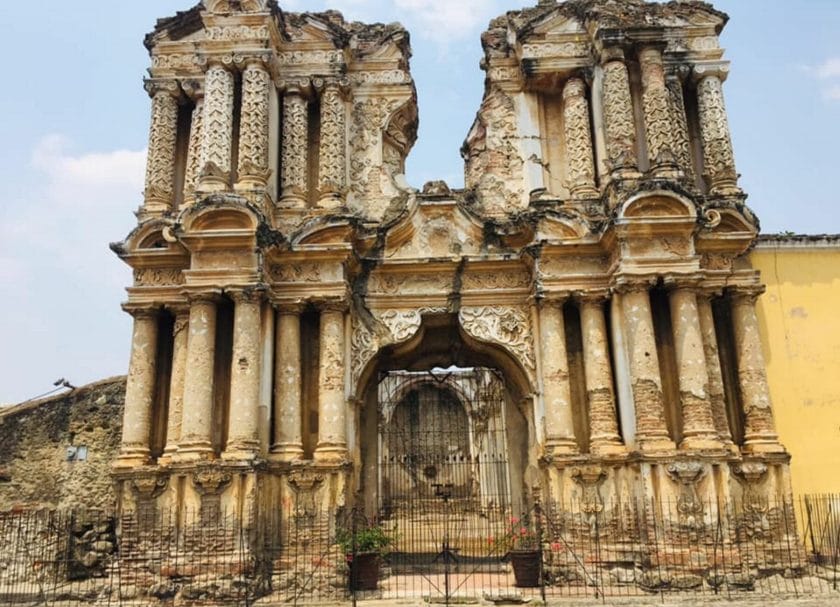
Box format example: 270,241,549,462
0,377,126,511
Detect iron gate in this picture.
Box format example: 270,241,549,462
373,367,523,600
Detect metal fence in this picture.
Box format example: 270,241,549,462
0,495,838,606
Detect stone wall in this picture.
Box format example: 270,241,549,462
0,377,126,511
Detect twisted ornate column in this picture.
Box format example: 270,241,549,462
539,298,578,456
142,80,180,215
639,46,678,175
578,294,624,455
730,287,784,453
618,282,674,452
279,81,310,207
237,60,272,190
271,304,304,461
317,79,347,208
667,284,722,450
182,80,205,206
562,77,598,198
314,303,348,462
176,293,219,460
696,290,736,449
693,64,739,195
161,307,190,462
600,46,638,174
665,64,694,181
115,308,159,467
224,290,263,460
198,62,235,192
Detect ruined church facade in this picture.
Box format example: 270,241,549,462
112,0,790,525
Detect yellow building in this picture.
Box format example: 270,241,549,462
752,235,840,498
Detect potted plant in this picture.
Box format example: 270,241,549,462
491,515,542,587
337,520,395,591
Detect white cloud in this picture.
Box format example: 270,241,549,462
814,57,840,80
806,57,840,102
0,136,145,403
824,84,840,102
394,0,499,45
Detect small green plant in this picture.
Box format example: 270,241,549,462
336,521,395,556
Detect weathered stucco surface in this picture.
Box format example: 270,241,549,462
0,377,125,510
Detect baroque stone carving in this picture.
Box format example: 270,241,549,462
143,82,180,208
639,48,674,168
207,25,270,41
269,262,322,283
667,462,706,533
695,71,738,193
463,88,524,214
318,84,347,199
133,268,185,286
349,98,402,205
562,78,598,197
184,96,205,200
277,50,343,66
665,65,694,179
349,70,410,85
288,469,325,518
200,64,235,178
280,89,309,202
461,271,530,291
459,306,536,373
192,466,232,496
601,56,637,171
521,42,588,58
238,63,271,184
571,466,606,535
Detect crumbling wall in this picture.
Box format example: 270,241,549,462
0,377,126,511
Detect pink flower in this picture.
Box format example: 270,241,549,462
487,536,495,544
520,527,528,535
550,542,563,552
509,517,519,524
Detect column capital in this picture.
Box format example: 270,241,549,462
313,76,351,96
144,78,181,100
538,293,570,309
182,289,223,305
728,284,765,305
122,304,160,320
562,76,587,100
315,299,349,314
662,275,704,292
575,289,611,305
181,78,205,101
271,300,307,315
226,286,265,304
611,277,656,295
278,77,313,97
637,44,666,63
665,62,691,83
599,43,626,64
164,302,192,317
692,61,730,84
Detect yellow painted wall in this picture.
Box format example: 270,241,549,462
750,240,840,497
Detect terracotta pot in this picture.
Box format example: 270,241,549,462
509,549,541,587
348,552,380,591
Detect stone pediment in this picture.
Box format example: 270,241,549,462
379,198,487,260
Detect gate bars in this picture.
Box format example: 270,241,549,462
1,495,840,605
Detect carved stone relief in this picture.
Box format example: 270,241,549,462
459,306,536,375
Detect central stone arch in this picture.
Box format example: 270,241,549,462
353,313,536,518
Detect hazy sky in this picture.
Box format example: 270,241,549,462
0,0,838,404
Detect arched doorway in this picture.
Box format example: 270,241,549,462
378,368,512,517
355,313,534,518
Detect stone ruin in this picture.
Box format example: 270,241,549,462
101,0,806,600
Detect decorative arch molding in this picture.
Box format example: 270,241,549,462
618,190,697,221
292,218,355,246
352,309,536,403
178,196,263,235
114,218,183,256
